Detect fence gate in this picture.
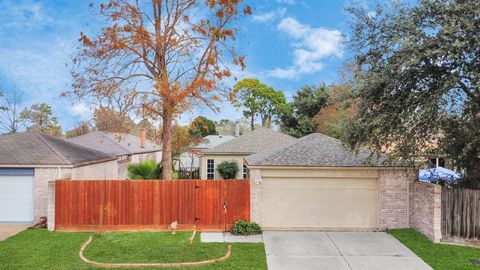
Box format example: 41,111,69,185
54,179,249,232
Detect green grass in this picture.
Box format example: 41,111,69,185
389,229,480,270
0,229,266,270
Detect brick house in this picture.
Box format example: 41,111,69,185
245,133,440,240
0,130,118,224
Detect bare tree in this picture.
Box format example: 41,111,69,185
0,89,25,134
72,0,250,179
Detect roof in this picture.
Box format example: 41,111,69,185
0,130,116,166
245,133,392,167
193,135,236,149
68,131,161,156
202,127,297,154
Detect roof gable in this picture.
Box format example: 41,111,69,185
245,133,390,167
202,127,296,154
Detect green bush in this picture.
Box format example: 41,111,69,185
232,220,262,235
216,160,239,179
128,160,162,180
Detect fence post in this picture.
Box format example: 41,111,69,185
47,180,55,231
432,184,442,242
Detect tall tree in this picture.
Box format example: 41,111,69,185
315,85,357,140
345,0,480,178
93,107,136,133
66,121,93,138
21,103,62,136
72,0,251,179
280,84,329,138
188,116,217,137
0,89,25,134
232,78,286,130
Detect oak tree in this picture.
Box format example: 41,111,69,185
345,0,480,178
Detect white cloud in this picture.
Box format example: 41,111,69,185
252,8,286,23
70,103,93,118
268,17,343,79
2,1,54,29
275,0,296,4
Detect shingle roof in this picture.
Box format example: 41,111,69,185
193,135,236,149
0,130,116,166
245,133,392,167
68,131,161,156
202,127,297,154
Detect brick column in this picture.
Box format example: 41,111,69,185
378,169,417,229
249,169,262,224
47,181,55,231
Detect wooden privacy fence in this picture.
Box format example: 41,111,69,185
55,179,250,232
442,186,480,239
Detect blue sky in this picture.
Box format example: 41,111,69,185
0,0,367,131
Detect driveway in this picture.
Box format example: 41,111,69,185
263,231,432,270
0,224,29,241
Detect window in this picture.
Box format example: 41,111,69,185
207,159,215,179
243,165,249,179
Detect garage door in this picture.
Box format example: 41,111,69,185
261,170,378,230
0,169,34,222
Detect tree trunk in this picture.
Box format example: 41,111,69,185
250,115,255,130
161,111,173,180
261,116,271,128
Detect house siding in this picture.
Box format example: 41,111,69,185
199,154,246,179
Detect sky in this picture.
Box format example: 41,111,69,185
0,0,370,131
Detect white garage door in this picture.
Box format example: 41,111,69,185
261,170,378,230
0,171,34,222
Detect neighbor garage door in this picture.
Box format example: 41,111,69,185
0,168,34,222
261,169,378,230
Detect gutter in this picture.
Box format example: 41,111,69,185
73,157,118,168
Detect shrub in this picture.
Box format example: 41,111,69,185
216,160,239,179
232,220,262,235
128,160,162,180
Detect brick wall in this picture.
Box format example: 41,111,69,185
378,169,417,229
34,167,72,222
71,160,118,179
409,181,442,242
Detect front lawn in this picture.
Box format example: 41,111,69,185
0,229,266,270
389,229,480,270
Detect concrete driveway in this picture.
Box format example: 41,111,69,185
0,224,29,241
263,231,432,270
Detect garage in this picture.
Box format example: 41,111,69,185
0,168,34,223
245,133,409,230
260,169,378,230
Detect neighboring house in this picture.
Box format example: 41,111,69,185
244,133,415,231
68,130,162,179
175,134,236,170
0,130,117,223
199,127,297,179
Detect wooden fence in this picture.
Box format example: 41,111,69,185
55,179,250,232
442,186,480,239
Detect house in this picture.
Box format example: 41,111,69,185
68,129,162,179
199,127,297,179
0,130,118,223
175,134,236,170
244,133,416,231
